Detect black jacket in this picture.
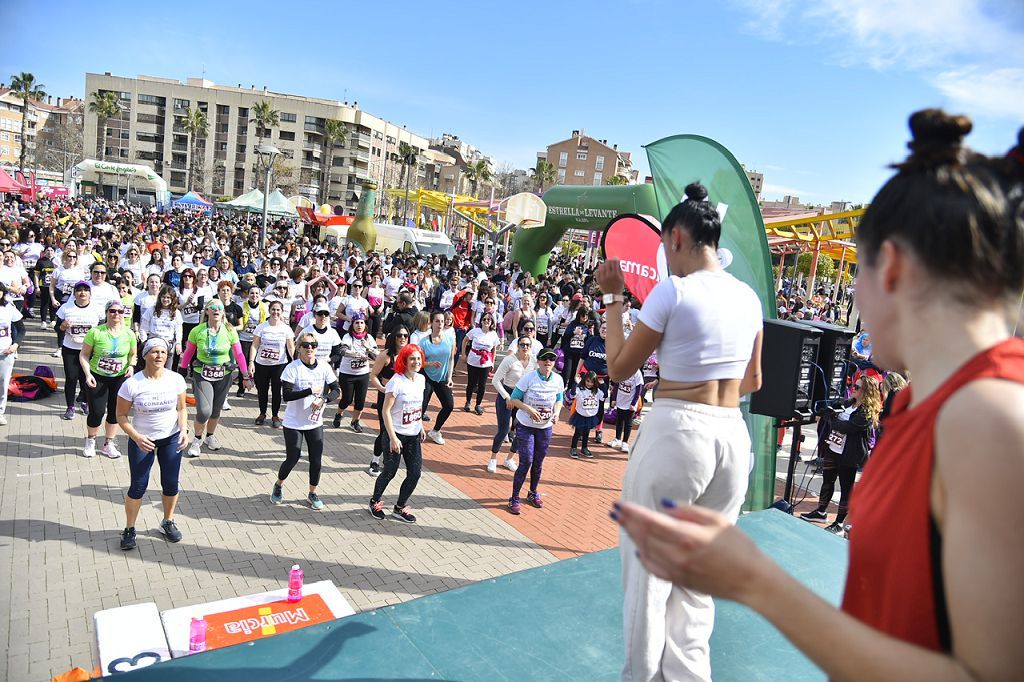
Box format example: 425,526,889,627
820,403,873,468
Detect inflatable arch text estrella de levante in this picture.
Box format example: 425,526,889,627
510,134,778,509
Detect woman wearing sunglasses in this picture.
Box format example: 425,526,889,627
270,332,340,511
332,313,378,433
79,300,138,459
179,299,252,457
250,300,296,428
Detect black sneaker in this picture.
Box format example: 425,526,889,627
120,527,137,551
570,448,580,459
366,461,382,477
594,431,603,444
824,522,845,535
474,405,485,416
800,509,828,522
582,447,594,458
160,519,183,543
349,420,363,434
463,403,472,412
392,505,417,524
369,499,386,520
422,413,431,422
333,413,342,428
236,388,245,398
307,492,324,511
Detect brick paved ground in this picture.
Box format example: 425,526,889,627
0,325,842,679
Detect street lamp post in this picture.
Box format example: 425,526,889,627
254,144,281,251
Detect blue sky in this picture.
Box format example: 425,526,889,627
2,0,1021,204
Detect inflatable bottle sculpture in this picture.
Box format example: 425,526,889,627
347,181,378,253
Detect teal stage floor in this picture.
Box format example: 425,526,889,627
123,510,847,681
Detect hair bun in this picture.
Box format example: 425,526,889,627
684,182,708,202
907,109,972,153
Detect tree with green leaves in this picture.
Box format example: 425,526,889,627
397,141,419,223
250,100,279,146
605,174,629,185
319,119,348,203
796,251,836,283
529,159,558,192
88,91,122,161
463,158,492,198
10,72,47,172
181,106,209,192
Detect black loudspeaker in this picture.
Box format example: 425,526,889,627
802,321,855,407
750,320,822,419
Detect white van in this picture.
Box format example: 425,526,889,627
373,224,455,258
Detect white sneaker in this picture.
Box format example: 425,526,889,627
608,438,622,450
0,415,7,426
204,433,221,450
101,440,121,459
504,457,517,471
51,349,61,358
40,320,49,330
620,441,630,453
187,437,203,458
222,399,232,411
487,459,497,473
427,430,445,445
82,438,96,458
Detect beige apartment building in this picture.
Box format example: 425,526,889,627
83,72,430,212
539,131,638,186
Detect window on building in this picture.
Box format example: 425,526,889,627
238,107,249,118
559,151,568,167
173,98,189,111
279,130,295,141
170,171,186,185
593,172,603,185
595,155,605,171
0,132,7,141
557,168,566,182
119,148,129,158
137,94,165,105
574,169,585,177
217,105,230,115
576,152,587,161
281,112,297,123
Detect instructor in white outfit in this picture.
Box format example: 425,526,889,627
596,182,764,681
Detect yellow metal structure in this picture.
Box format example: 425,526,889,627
764,208,865,263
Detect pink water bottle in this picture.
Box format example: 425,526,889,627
188,617,207,653
287,564,304,603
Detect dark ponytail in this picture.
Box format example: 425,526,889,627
661,182,721,250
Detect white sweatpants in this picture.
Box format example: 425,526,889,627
0,352,16,416
620,399,751,682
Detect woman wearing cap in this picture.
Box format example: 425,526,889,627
80,300,138,459
0,283,24,426
369,343,426,524
332,313,378,433
115,337,189,550
488,336,536,473
179,299,252,456
250,299,295,428
300,301,343,368
57,281,102,420
271,331,341,511
506,347,564,514
595,181,763,681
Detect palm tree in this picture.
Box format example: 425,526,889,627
529,159,558,192
181,106,209,191
250,100,279,146
319,119,348,203
10,72,47,173
396,142,419,224
463,158,492,198
88,91,122,161
605,175,629,185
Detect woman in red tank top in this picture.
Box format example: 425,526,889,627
613,110,1024,680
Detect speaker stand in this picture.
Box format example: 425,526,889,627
771,417,812,514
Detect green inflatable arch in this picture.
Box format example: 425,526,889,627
510,135,779,510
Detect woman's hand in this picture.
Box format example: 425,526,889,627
595,259,625,295
3,344,16,356
612,500,765,605
85,374,97,388
525,407,542,422
243,375,254,391
132,432,156,453
60,320,69,332
390,435,402,453
177,430,190,452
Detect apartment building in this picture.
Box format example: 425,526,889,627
83,72,430,212
0,88,31,168
0,88,83,172
419,133,496,197
539,131,638,187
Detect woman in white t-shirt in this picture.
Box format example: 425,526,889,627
462,314,499,415
114,337,189,551
139,285,184,367
270,332,341,511
57,282,103,420
595,182,764,681
0,284,24,426
249,300,296,428
331,314,378,433
369,343,425,524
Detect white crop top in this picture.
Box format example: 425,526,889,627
638,270,762,382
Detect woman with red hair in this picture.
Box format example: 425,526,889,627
369,343,426,524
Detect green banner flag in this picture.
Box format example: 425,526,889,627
645,135,779,510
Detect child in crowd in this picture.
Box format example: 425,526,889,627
569,371,603,459
609,369,644,453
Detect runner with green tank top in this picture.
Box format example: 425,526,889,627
80,300,138,459
178,299,253,457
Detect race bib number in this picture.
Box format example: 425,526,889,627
309,399,324,423
826,429,847,452
182,299,199,316
531,401,553,424
349,357,367,371
201,364,226,381
97,356,124,375
44,273,53,285
0,326,8,339
62,281,75,294
536,321,548,334
244,319,258,334
71,324,91,337
569,335,585,350
259,344,282,362
401,401,421,425
619,383,633,395
581,396,599,410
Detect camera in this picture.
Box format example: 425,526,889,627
813,398,845,417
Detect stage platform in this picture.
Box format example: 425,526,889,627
121,510,846,680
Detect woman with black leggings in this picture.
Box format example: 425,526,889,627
271,332,340,511
250,300,295,428
115,337,189,550
367,326,409,476
79,300,137,459
462,313,499,414
56,282,102,421
332,314,377,433
420,311,456,446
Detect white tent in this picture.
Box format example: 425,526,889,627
67,159,170,207
221,188,298,218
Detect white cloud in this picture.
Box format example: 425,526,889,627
932,67,1024,119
